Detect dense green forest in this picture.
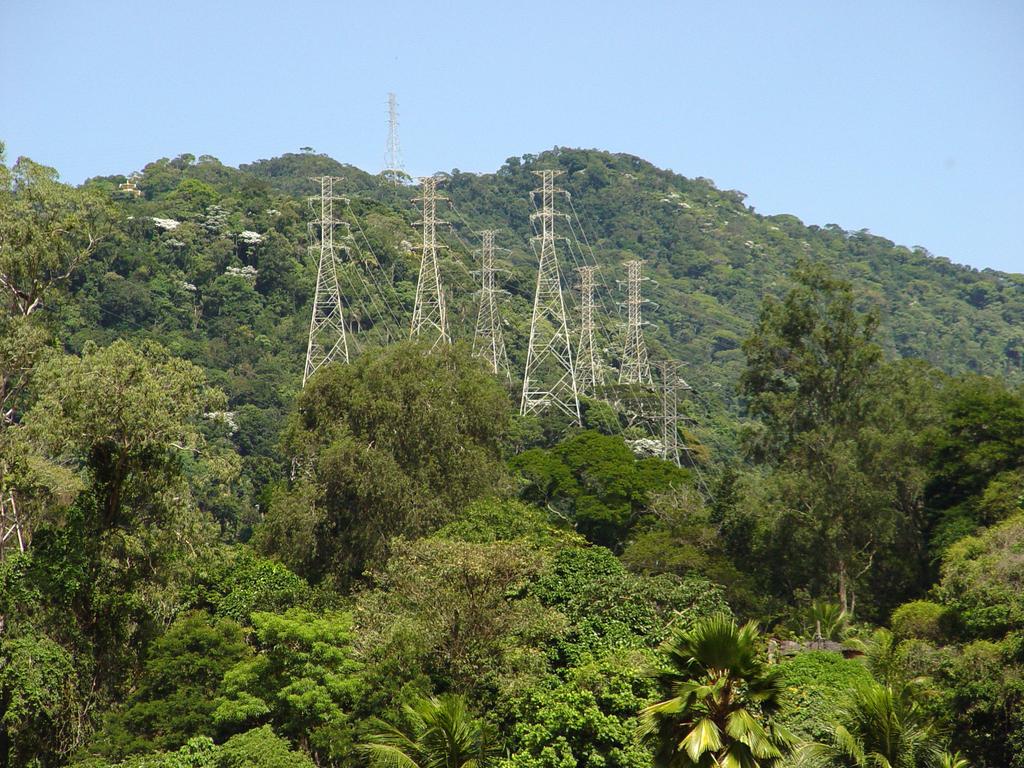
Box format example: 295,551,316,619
1,141,1022,768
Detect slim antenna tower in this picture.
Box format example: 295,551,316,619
576,265,604,394
619,259,653,386
410,176,450,347
474,230,512,382
521,170,581,423
304,176,349,386
384,92,404,183
653,360,691,466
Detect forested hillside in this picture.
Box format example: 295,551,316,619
2,143,1023,768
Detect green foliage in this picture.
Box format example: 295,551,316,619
190,546,312,624
940,637,1024,768
25,338,218,531
531,546,730,666
434,497,583,548
774,652,874,742
807,682,946,768
88,613,249,757
927,377,1024,516
891,601,952,643
258,342,511,584
502,653,654,768
354,537,561,709
511,430,690,548
936,514,1024,639
638,614,794,768
0,633,79,767
213,609,362,764
739,268,941,616
0,155,114,316
75,727,315,768
217,726,317,768
362,695,498,768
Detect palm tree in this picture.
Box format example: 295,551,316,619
637,613,795,768
808,682,946,768
361,694,499,768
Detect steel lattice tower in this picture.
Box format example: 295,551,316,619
521,170,581,423
473,230,511,382
304,176,349,386
384,92,405,183
653,360,691,466
619,259,653,386
410,176,450,347
0,490,26,562
576,265,603,394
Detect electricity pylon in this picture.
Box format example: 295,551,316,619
0,489,26,562
304,175,349,386
473,229,511,382
619,259,653,386
576,265,603,394
410,175,450,347
384,92,405,183
521,170,581,423
653,360,691,466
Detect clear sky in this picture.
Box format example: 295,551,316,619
2,1,1022,273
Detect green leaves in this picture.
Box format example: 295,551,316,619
259,341,511,585
213,608,362,764
0,155,114,317
362,695,499,768
638,615,792,768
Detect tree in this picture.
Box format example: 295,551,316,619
213,609,362,764
0,155,113,317
740,266,938,614
354,537,560,709
511,430,691,549
361,695,498,768
504,653,654,768
0,633,79,768
13,340,224,713
807,682,946,768
258,341,511,584
88,613,250,758
936,513,1024,639
25,339,216,532
637,614,794,768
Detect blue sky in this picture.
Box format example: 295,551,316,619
2,1,1022,273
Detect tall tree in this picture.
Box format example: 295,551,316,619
362,695,499,768
806,682,946,768
638,614,794,768
740,265,936,614
0,153,112,317
258,341,511,584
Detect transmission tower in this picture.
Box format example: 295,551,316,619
384,92,404,183
521,170,581,423
473,230,512,382
653,360,691,466
576,265,604,394
0,490,26,562
410,176,450,347
619,259,653,386
303,176,349,386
